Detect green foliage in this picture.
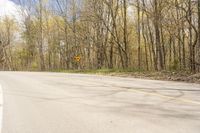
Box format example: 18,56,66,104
55,68,147,74
31,62,39,71
169,59,179,71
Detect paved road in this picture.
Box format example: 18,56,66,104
0,72,200,133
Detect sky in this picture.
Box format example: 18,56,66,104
0,0,133,22
0,0,21,20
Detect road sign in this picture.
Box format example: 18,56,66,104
74,56,81,62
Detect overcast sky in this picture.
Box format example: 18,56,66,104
0,0,134,22
0,0,21,18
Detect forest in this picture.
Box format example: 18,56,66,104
0,0,200,73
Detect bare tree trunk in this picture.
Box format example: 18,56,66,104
154,0,163,70
39,0,45,71
137,0,141,70
123,0,129,68
197,0,200,71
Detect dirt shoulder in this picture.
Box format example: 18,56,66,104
106,72,200,84
62,70,200,84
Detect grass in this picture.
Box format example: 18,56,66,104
55,68,144,74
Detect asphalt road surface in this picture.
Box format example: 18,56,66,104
0,72,200,133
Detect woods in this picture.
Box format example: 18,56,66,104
0,0,200,73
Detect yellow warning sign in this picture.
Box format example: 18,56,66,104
74,56,81,62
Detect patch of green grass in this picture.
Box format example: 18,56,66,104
52,68,148,74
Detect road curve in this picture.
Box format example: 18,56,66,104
0,72,200,133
